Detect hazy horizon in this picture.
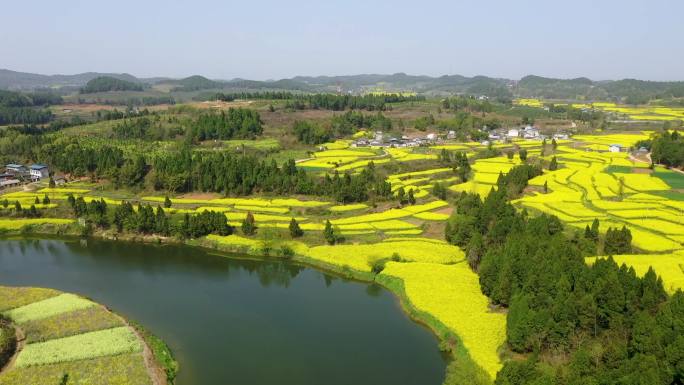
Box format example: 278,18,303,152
2,0,683,82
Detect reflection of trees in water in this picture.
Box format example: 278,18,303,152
252,261,304,288
365,283,382,298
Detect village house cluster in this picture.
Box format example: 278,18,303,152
0,163,53,189
352,131,448,148
352,125,572,149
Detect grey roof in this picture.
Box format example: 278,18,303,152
30,164,48,170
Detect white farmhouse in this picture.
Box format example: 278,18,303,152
523,126,540,139
30,164,49,181
608,144,623,153
507,129,520,138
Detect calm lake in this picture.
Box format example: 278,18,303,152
0,238,445,385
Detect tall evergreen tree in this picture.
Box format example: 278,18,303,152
242,212,256,236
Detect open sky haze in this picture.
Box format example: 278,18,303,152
2,0,682,81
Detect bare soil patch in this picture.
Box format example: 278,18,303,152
434,206,453,216
178,192,221,200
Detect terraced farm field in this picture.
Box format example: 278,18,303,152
509,134,684,291
0,286,155,385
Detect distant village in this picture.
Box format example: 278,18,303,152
0,163,64,189
351,125,572,148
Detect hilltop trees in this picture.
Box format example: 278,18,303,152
186,108,262,141
81,76,143,93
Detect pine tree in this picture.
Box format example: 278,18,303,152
14,201,22,213
1,199,8,208
543,180,548,193
590,218,600,241
519,149,528,161
42,194,50,205
34,196,40,205
289,218,303,238
155,206,169,235
397,187,406,205
164,196,172,208
551,138,558,150
242,212,256,235
408,189,416,205
49,177,56,188
323,220,336,245
28,205,39,218
549,156,558,171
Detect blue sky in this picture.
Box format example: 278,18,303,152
1,0,682,80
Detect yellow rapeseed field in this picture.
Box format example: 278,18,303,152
379,262,506,378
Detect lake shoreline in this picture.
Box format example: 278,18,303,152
1,225,491,385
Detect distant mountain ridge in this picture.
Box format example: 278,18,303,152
0,69,163,91
1,69,683,102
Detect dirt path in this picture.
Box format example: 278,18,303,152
0,325,25,375
630,152,684,175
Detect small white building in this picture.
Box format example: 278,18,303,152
608,144,623,153
523,126,540,139
507,129,520,138
426,133,437,141
374,131,384,142
446,130,456,140
30,164,49,180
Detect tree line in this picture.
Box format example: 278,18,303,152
185,108,263,141
67,194,233,238
210,91,424,111
0,90,58,125
152,149,391,202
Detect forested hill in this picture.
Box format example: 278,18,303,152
0,69,153,91
81,76,144,93
515,75,684,103
167,75,223,92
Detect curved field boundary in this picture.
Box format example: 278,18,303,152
0,286,170,385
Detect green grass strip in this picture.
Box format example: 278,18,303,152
4,293,95,324
15,326,141,367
